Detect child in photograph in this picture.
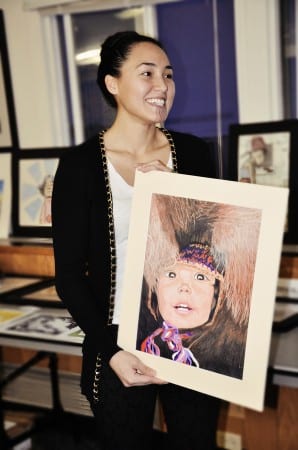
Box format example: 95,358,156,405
137,194,262,379
140,243,223,367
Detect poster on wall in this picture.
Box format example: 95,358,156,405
118,171,288,411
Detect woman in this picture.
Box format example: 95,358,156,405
52,31,220,450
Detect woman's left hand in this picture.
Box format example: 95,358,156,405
136,160,172,173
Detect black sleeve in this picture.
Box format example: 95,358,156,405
51,149,120,361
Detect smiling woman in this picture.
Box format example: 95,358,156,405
52,30,221,450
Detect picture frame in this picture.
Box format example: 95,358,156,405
0,153,12,238
0,10,18,149
118,171,288,411
228,119,298,244
12,148,67,238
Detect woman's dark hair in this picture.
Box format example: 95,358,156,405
97,30,165,108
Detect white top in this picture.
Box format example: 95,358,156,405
108,154,173,324
107,161,133,324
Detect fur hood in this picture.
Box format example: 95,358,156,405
143,194,262,327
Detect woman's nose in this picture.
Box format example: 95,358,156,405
154,75,168,91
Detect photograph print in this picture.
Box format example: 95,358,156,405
237,132,289,187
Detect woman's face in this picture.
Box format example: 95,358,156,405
156,263,215,329
110,42,175,124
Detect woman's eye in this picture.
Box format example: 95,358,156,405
165,271,176,278
164,73,173,79
142,71,151,77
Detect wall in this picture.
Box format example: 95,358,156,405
0,0,58,148
234,0,283,122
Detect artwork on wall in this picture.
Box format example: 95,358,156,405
0,10,18,149
118,171,288,411
12,148,66,238
0,153,12,238
228,119,298,244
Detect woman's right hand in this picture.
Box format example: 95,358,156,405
109,350,167,387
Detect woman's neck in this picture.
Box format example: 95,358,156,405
102,121,170,186
104,121,163,157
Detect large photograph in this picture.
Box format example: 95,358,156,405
136,194,261,380
118,171,288,411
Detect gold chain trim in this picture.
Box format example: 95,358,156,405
98,127,178,326
160,127,178,172
92,353,102,403
99,130,116,326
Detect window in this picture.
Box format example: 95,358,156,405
51,6,156,144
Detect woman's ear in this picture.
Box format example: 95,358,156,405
105,74,118,95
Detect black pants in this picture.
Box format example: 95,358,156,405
90,363,221,450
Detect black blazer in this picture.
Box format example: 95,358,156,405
51,129,217,397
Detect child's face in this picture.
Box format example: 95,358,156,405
156,262,215,329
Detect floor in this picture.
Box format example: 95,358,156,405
4,408,167,450
4,408,225,449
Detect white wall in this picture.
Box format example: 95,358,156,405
234,0,283,123
0,0,284,148
0,0,59,147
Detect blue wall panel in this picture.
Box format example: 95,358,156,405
157,0,238,140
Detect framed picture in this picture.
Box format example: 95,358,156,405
0,10,18,149
12,148,66,237
0,153,12,238
118,171,288,411
228,119,298,244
